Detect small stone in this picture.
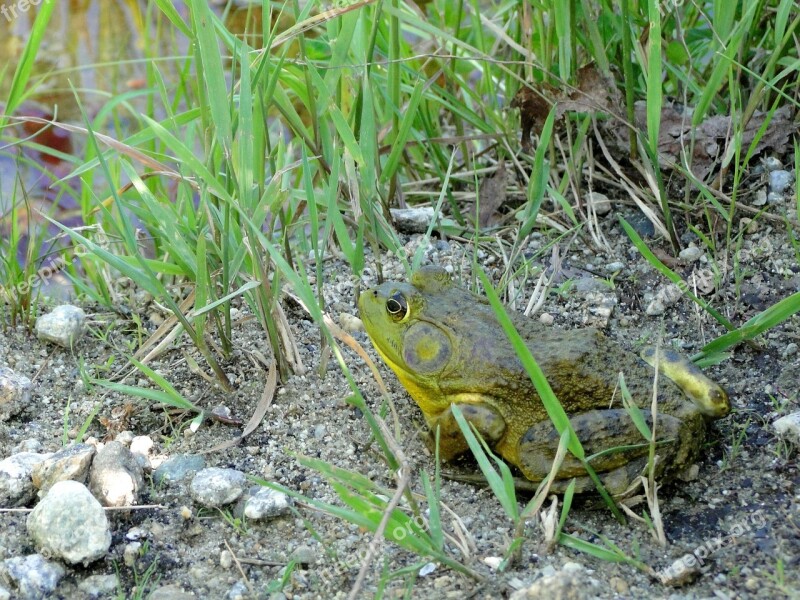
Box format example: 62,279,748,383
539,313,554,326
767,191,784,204
115,431,135,446
783,343,798,358
220,550,233,569
238,486,292,520
31,443,95,494
27,481,111,565
227,581,248,600
0,554,65,600
153,454,205,485
313,425,326,440
210,405,232,421
89,440,144,507
679,246,703,263
189,468,246,508
126,527,148,541
390,207,435,234
585,191,612,216
753,189,767,206
645,284,683,316
0,453,50,507
583,291,618,328
739,218,759,234
35,305,87,348
13,439,43,454
509,562,599,599
773,412,800,444
148,584,197,600
609,576,629,594
289,545,316,565
129,436,154,468
78,574,118,598
605,261,624,273
658,554,701,587
123,542,141,567
763,156,783,171
0,367,31,422
768,170,793,194
483,556,503,570
338,313,363,333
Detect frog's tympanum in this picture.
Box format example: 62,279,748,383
358,266,730,494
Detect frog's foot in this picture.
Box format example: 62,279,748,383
641,347,730,417
427,402,506,462
516,409,693,496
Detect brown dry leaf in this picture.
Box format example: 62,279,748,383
511,64,623,151
510,84,556,152
633,103,797,182
477,159,507,228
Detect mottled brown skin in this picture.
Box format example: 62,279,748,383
358,266,730,494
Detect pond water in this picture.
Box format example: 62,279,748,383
0,1,266,277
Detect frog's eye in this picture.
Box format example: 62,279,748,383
386,293,408,321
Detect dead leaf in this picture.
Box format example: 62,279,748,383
511,64,623,151
633,103,797,182
477,160,507,228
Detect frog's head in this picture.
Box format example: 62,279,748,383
358,266,456,383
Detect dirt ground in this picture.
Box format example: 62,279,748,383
0,203,798,599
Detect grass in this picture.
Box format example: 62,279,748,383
1,0,799,596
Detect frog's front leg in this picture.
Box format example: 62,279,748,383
516,409,690,489
426,402,506,462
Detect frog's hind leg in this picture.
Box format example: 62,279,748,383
640,347,730,417
516,409,696,496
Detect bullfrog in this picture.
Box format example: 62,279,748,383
358,265,730,495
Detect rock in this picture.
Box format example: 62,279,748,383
189,468,246,508
605,261,624,273
236,486,292,520
78,574,118,598
88,441,144,507
657,554,702,586
27,481,111,566
538,313,554,326
678,246,702,263
582,290,618,328
338,312,363,333
153,454,206,485
645,284,683,316
129,436,154,470
509,562,600,599
763,156,783,171
31,443,95,494
768,170,793,194
0,367,31,422
148,583,198,600
390,207,435,234
123,542,141,567
627,213,655,238
35,305,87,348
227,580,248,600
585,191,612,216
0,453,50,507
13,440,43,454
0,554,65,600
773,412,800,444
783,343,798,358
767,191,784,204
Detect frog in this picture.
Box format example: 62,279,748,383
358,265,730,495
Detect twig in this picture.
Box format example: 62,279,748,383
224,539,254,597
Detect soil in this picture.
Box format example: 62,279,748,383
1,203,799,599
